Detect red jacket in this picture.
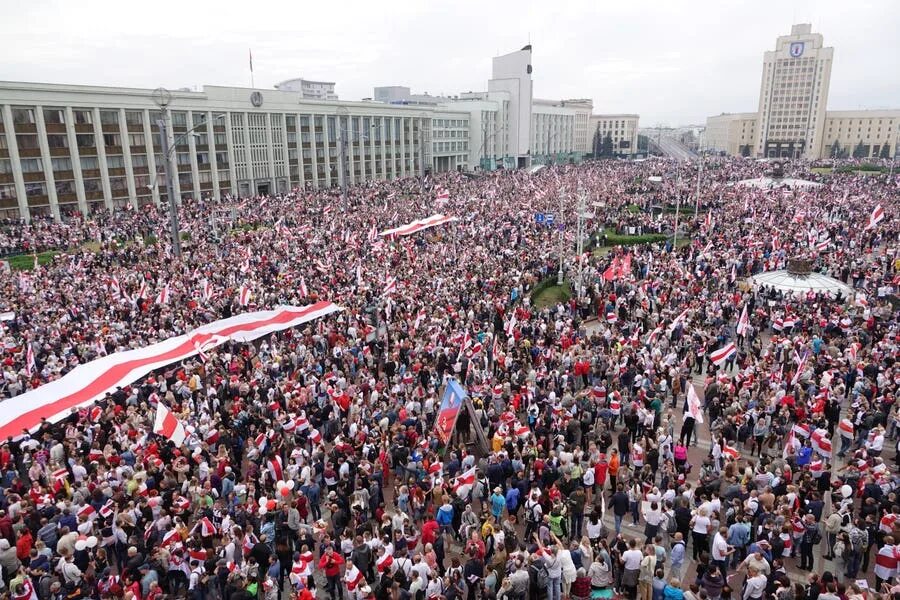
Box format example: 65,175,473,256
421,520,439,546
318,550,344,577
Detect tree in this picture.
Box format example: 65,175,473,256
740,145,751,157
829,141,842,158
601,132,614,157
592,128,602,157
880,144,892,159
852,142,868,159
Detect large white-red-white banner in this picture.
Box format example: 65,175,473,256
0,302,343,439
379,214,458,238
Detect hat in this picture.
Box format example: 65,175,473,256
0,540,8,550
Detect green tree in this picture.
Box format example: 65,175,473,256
880,144,892,159
829,141,842,158
601,132,614,157
592,128,602,157
852,142,868,159
740,144,751,157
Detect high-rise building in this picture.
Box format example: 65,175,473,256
274,78,338,100
706,24,899,160
488,45,533,169
755,24,833,158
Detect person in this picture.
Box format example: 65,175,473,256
621,538,643,600
319,543,346,600
873,534,897,588
536,535,563,600
664,578,686,600
798,515,819,571
691,509,712,562
610,485,630,536
652,568,668,600
742,566,767,600
588,553,612,592
669,532,686,581
639,544,658,600
699,564,725,600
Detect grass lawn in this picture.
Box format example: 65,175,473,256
810,167,833,174
6,250,59,271
626,204,642,214
532,281,572,309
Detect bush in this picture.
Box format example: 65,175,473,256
180,231,192,241
597,230,669,247
530,277,572,308
144,235,158,246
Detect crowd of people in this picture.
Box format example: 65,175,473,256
0,157,897,600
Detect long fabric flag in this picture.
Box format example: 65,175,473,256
379,214,458,238
434,379,467,446
154,401,187,446
0,302,342,439
686,382,704,423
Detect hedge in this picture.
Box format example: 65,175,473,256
530,277,572,308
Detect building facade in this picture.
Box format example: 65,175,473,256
0,82,428,220
590,114,639,157
755,24,833,158
274,78,338,100
430,110,471,172
531,99,577,164
704,113,758,156
705,24,899,159
487,46,533,169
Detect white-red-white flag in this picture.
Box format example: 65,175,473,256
153,401,187,446
687,383,704,423
155,284,171,305
383,276,397,295
710,342,736,367
298,277,308,298
238,284,251,307
25,343,35,377
736,305,750,336
866,204,885,229
451,466,476,498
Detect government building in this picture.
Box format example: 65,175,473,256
705,24,900,160
0,46,639,221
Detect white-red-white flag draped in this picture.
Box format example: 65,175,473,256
154,401,187,446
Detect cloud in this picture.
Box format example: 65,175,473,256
1,0,897,125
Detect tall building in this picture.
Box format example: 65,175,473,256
705,24,899,159
274,78,338,100
755,24,833,158
487,46,533,169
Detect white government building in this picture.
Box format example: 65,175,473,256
0,46,639,221
705,24,899,159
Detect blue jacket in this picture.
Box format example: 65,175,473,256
505,488,520,512
664,585,685,600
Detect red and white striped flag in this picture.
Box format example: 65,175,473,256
723,444,740,460
200,279,212,301
838,419,854,438
25,343,35,377
687,383,704,423
811,428,832,458
267,456,283,482
383,276,397,295
298,277,308,298
451,466,477,498
866,204,884,229
155,284,170,305
736,305,749,336
153,401,187,446
309,428,322,445
238,284,251,307
197,517,217,537
710,342,736,367
108,277,122,297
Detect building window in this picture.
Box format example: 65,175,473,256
43,108,65,125
103,134,121,147
25,182,47,197
83,179,102,193
16,135,39,149
80,157,99,171
99,111,118,125
12,108,35,125
107,155,125,169
47,135,69,149
0,159,11,174
20,158,43,173
55,180,74,195
51,157,72,171
76,135,96,148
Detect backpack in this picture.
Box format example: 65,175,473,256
666,512,677,535
534,561,550,589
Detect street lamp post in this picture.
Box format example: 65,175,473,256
151,88,226,259
557,187,565,285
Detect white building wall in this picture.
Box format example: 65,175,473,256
488,46,533,166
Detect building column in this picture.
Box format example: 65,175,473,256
187,112,201,200
34,106,61,220
241,112,252,193
280,113,290,191
322,115,332,188
206,111,220,200
399,118,406,178
309,115,320,189
264,113,276,192
118,108,138,209
223,112,238,197
2,105,30,222
91,108,113,211
371,117,379,180
295,113,306,190
143,109,160,206
64,107,87,215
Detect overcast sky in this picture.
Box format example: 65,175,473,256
2,0,898,126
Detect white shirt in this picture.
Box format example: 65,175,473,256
622,549,643,570
712,533,730,561
692,515,711,534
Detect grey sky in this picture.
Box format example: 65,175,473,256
2,0,898,126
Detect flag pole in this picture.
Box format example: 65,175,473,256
249,48,255,88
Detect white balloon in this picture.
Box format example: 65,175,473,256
286,480,295,490
258,496,268,507
259,507,268,515
841,485,852,498
86,536,98,548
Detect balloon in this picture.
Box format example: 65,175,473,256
258,496,268,507
286,480,295,490
259,507,267,515
86,536,98,548
280,487,291,497
267,499,276,511
841,484,852,498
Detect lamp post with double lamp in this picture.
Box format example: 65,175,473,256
477,123,506,171
151,87,226,259
335,107,380,201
